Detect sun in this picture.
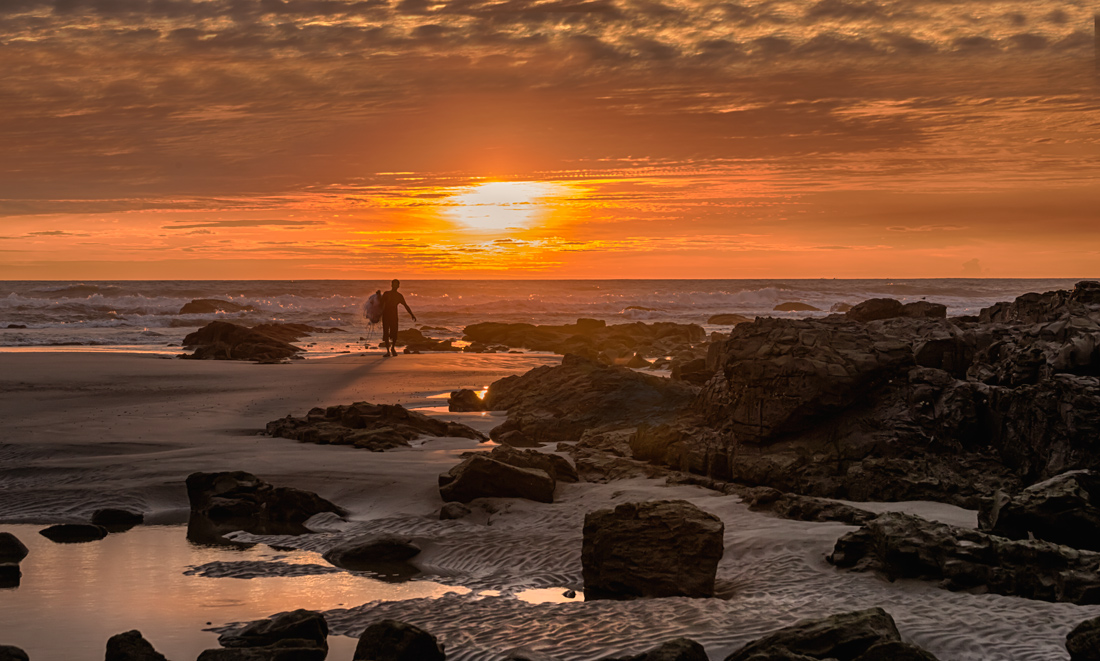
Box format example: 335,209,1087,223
444,181,572,231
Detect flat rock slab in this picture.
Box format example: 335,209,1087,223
267,401,486,451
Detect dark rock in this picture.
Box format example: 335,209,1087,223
92,508,144,531
1067,615,1100,661
498,430,542,448
724,608,925,661
572,447,668,483
322,536,421,577
198,639,327,661
979,281,1100,325
5,324,27,329
353,619,445,661
185,471,346,530
182,321,303,362
626,353,653,368
582,500,724,600
0,565,20,588
740,487,875,525
267,402,486,451
774,302,821,312
0,646,29,661
981,470,1100,551
847,298,905,322
448,389,487,412
828,511,1100,604
602,637,708,661
831,302,853,313
902,301,947,319
439,455,555,503
179,298,256,315
0,533,28,564
489,445,579,483
39,523,107,543
853,640,939,661
670,357,713,385
218,609,327,650
439,503,472,520
463,319,705,359
708,313,752,325
105,630,168,661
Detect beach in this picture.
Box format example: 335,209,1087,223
3,349,1099,660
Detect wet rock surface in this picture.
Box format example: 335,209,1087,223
439,455,556,504
738,486,875,525
92,508,144,531
828,511,1100,604
267,401,486,450
105,630,168,661
447,389,487,412
582,500,724,600
353,619,445,661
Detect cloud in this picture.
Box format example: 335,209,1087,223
961,258,985,276
163,220,329,230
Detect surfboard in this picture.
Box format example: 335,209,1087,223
364,290,383,324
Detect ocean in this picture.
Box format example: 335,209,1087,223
0,279,1089,356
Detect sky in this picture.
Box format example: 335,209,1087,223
0,0,1098,279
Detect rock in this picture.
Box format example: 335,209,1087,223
602,637,709,661
831,302,853,313
439,503,472,520
179,299,256,315
774,302,821,312
322,535,421,577
489,445,579,483
708,313,752,325
981,470,1100,551
218,609,328,650
739,487,875,525
847,298,905,322
39,523,108,543
0,533,28,564
185,471,346,531
980,281,1100,325
828,511,1100,604
902,301,947,319
0,646,29,661
439,455,555,503
353,619,445,661
105,630,168,661
267,402,486,450
572,447,669,483
670,357,712,385
724,608,926,661
854,640,940,661
1067,615,1100,661
92,508,144,530
181,321,303,362
463,319,705,359
582,500,724,600
498,430,542,448
626,353,653,368
0,565,20,588
448,389,487,412
5,324,28,329
197,639,327,660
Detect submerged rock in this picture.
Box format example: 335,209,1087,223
267,401,486,450
602,637,709,661
1067,615,1100,661
39,523,107,543
92,508,144,531
0,533,28,564
582,500,724,600
774,302,821,312
185,471,346,530
828,511,1100,604
981,470,1100,551
354,619,445,661
105,630,168,661
439,455,555,504
723,608,935,661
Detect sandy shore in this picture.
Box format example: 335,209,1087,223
2,351,1100,660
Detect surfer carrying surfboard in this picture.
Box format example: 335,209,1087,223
381,279,416,356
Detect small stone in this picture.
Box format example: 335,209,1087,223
39,523,108,543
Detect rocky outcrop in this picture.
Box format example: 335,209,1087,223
724,608,936,661
602,638,709,661
322,535,421,578
828,512,1100,604
582,500,724,600
39,523,107,543
485,354,696,445
201,609,328,661
182,321,303,362
439,455,556,503
105,630,168,661
979,280,1100,325
185,471,346,535
179,299,256,315
267,402,486,450
487,445,579,483
354,619,445,661
448,389,487,412
980,470,1100,551
1067,615,1100,661
739,487,875,525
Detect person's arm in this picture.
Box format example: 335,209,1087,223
401,294,416,322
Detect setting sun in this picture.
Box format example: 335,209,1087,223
443,181,576,232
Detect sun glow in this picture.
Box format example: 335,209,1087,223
444,181,575,231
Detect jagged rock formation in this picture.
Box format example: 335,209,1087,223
980,470,1100,551
267,402,486,450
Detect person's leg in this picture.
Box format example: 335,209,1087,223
382,316,394,354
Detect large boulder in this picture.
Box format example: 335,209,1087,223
488,445,579,483
105,630,168,661
582,500,724,600
353,619,445,661
267,402,486,450
439,455,555,504
182,321,303,362
724,608,935,661
1067,615,1100,661
602,638,708,661
829,511,1100,604
179,299,256,315
981,470,1100,551
39,523,107,543
185,471,346,532
846,298,905,322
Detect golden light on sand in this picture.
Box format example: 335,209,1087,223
443,181,575,232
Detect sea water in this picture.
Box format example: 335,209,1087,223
0,279,1087,355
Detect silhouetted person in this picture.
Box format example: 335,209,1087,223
381,279,415,356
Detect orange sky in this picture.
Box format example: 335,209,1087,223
1,0,1098,278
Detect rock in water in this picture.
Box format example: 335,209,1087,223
92,508,144,531
39,523,108,543
1067,615,1100,661
218,609,328,649
0,533,28,563
846,298,905,322
439,455,555,503
185,471,346,528
322,536,421,578
828,511,1100,604
582,500,724,600
0,646,29,661
105,630,168,661
707,313,752,325
354,619,445,661
602,637,709,661
982,470,1100,551
198,640,327,660
774,302,821,312
448,389,487,412
723,608,934,661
